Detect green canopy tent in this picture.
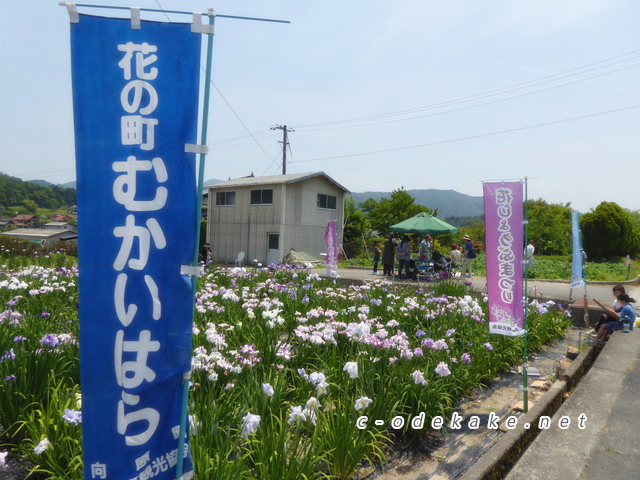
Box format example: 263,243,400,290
389,212,458,235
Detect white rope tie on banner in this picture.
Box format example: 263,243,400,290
180,265,201,277
130,7,141,30
191,13,215,35
185,144,209,155
59,1,79,23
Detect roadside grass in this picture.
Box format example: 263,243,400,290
341,254,636,282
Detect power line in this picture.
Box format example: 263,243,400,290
206,49,640,145
7,168,76,180
211,82,276,164
260,150,283,176
209,129,272,146
291,104,640,164
295,62,640,132
209,132,278,152
295,49,640,129
154,0,277,170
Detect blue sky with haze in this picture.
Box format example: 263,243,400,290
1,0,638,213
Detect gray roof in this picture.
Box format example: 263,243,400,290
45,221,72,227
207,172,350,193
0,228,76,239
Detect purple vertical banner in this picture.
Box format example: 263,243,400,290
483,182,525,336
324,221,338,278
69,13,200,480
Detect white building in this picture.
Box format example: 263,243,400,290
0,228,77,246
44,221,74,230
207,172,349,265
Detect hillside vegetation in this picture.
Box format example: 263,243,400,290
0,173,76,211
349,188,484,218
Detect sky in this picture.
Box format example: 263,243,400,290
1,0,639,213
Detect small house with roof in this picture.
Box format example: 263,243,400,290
9,214,37,227
44,221,74,230
207,172,349,265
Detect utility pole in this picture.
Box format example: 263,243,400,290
271,124,294,174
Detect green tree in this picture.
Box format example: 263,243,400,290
581,202,640,260
32,188,60,209
527,199,572,255
342,197,370,258
457,221,486,251
359,187,436,237
22,198,39,214
626,209,640,236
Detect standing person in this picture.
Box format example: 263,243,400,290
372,240,382,275
199,243,211,265
419,234,432,260
396,235,411,279
382,235,396,277
462,235,475,277
449,243,462,268
524,240,535,269
591,293,636,345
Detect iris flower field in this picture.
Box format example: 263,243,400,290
0,252,572,479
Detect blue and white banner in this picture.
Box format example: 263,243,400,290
571,210,585,288
70,13,201,480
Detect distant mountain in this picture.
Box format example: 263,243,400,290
349,189,484,218
28,179,55,187
27,179,77,189
28,179,220,190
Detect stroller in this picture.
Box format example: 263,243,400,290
405,259,420,280
413,259,435,280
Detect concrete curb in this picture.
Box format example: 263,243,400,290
460,344,600,480
560,343,599,390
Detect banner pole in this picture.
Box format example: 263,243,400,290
176,11,216,480
581,222,589,327
522,177,529,413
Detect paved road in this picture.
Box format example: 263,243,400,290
505,327,640,480
331,267,640,308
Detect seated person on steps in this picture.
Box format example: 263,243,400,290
590,293,636,345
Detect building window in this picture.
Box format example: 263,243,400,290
268,233,279,250
317,193,337,210
250,189,273,205
216,191,235,206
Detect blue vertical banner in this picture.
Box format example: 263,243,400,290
69,13,201,480
571,210,585,288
